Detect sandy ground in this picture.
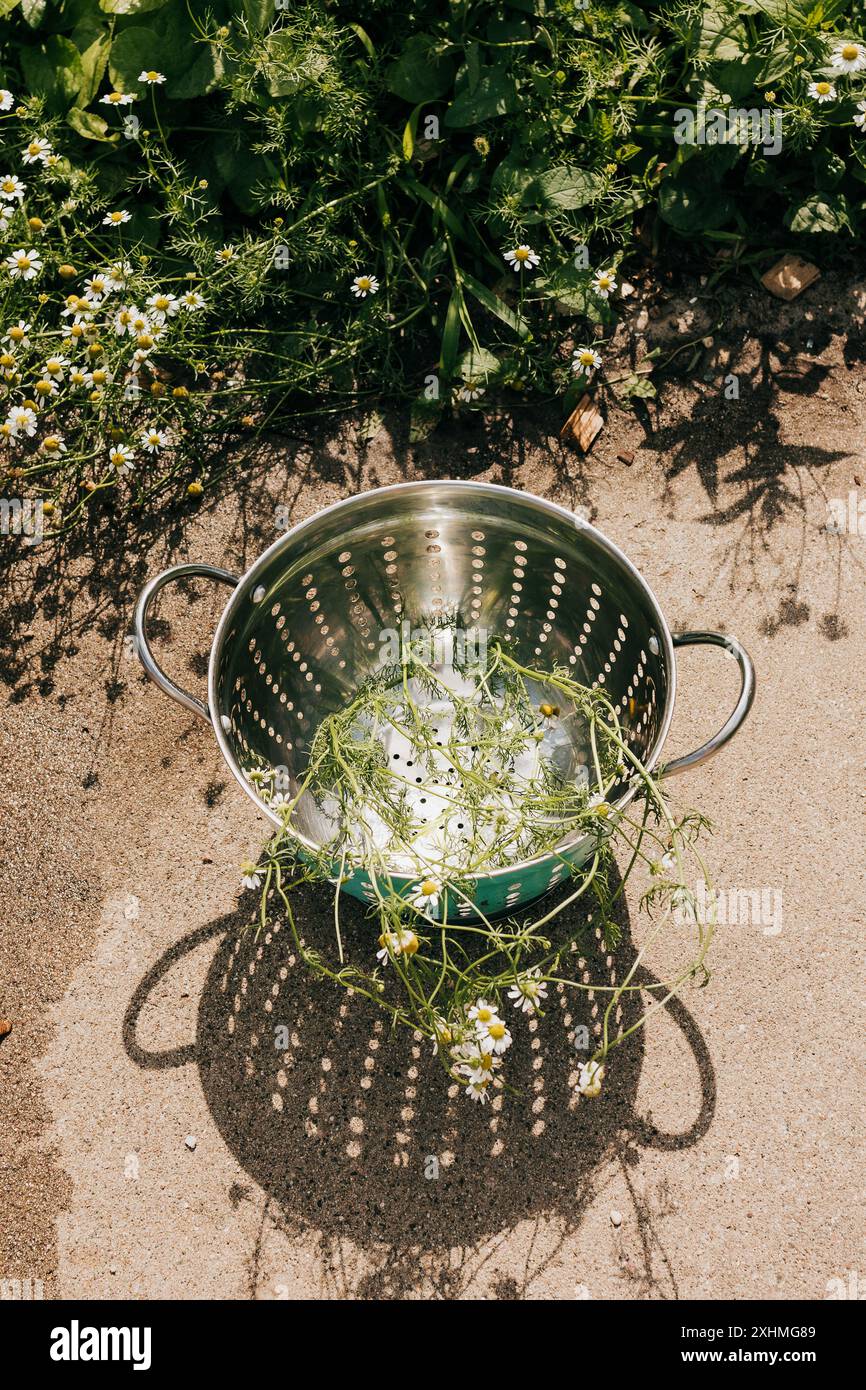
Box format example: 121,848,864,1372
1,266,865,1301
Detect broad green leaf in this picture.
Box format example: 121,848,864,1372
66,106,114,142
386,36,454,104
444,68,520,127
168,43,224,99
458,346,500,382
77,35,111,106
658,167,734,233
527,166,602,211
786,193,851,235
20,37,83,111
109,27,164,88
100,0,170,13
696,5,745,62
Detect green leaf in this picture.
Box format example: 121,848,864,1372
99,0,170,13
658,165,734,233
444,67,520,128
169,43,224,99
386,36,454,103
786,193,851,235
66,106,114,142
458,346,500,382
20,0,46,25
527,166,602,211
109,27,163,89
616,373,656,400
696,5,745,62
20,37,83,112
77,36,111,107
439,287,462,377
409,396,442,443
462,273,529,339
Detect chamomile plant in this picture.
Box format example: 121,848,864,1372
244,625,716,1106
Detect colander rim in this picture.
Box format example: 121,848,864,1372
207,479,678,882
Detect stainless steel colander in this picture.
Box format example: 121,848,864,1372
134,481,755,918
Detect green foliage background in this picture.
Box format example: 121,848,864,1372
1,0,865,454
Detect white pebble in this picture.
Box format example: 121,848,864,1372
610,1208,623,1228
184,1135,197,1151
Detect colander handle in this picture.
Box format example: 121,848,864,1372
661,631,755,778
133,562,239,723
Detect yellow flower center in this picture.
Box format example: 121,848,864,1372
92,370,107,385
16,254,31,267
514,248,529,261
488,1022,506,1040
356,276,371,290
147,71,159,81
420,879,438,896
842,45,859,61
9,326,24,341
476,1006,493,1023
154,296,169,310
35,379,51,395
816,81,830,94
46,360,61,373
28,142,41,156
2,179,15,192
44,437,60,451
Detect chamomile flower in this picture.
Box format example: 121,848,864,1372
457,382,485,402
0,91,13,112
113,305,136,336
577,1059,605,1098
351,272,379,297
21,137,52,166
468,999,499,1029
451,1040,501,1088
68,366,91,391
127,308,151,337
179,288,206,310
41,434,67,455
808,80,837,103
507,967,549,1015
43,355,69,382
5,248,42,280
240,860,263,891
108,443,135,475
139,70,166,85
140,425,171,453
61,295,93,324
146,291,179,325
84,273,112,303
103,209,132,226
89,367,113,389
466,1078,493,1104
652,850,677,875
0,174,25,201
592,268,617,299
376,928,420,964
268,792,293,814
3,320,31,348
504,244,540,272
831,41,866,73
104,261,132,290
854,99,866,131
475,1015,512,1054
409,877,442,913
6,405,37,437
572,346,603,378
215,245,236,264
100,90,135,106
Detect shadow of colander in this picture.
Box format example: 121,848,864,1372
124,870,716,1264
